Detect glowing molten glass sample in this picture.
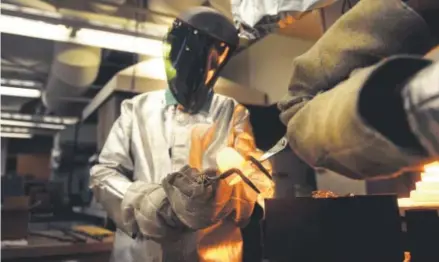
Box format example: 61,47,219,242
398,161,439,207
216,147,247,185
410,162,439,202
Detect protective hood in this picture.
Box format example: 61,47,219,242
163,7,238,114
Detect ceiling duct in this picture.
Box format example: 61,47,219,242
2,1,129,116
3,0,56,11
42,43,102,115
90,0,127,15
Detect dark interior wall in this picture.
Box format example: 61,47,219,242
244,104,317,196
7,136,53,155
245,104,286,151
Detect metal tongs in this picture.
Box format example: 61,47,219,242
258,137,289,162
203,137,289,194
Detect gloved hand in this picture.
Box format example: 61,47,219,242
162,165,259,231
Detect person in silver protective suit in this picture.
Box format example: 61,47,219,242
278,0,439,179
90,6,272,262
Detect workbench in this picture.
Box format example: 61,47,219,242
2,232,113,262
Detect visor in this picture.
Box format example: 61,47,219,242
163,20,236,113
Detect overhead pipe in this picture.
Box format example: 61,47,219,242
90,0,127,15
40,0,129,115
5,0,127,115
42,42,102,115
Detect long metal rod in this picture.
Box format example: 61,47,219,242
258,137,289,162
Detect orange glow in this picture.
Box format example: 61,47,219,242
398,161,439,207
205,46,230,84
189,123,217,170
205,69,215,85
216,147,246,185
404,252,411,262
410,161,439,202
197,222,243,262
198,238,243,262
218,46,230,65
277,15,296,29
216,147,274,198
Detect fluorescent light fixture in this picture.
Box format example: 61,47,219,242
0,15,164,56
1,112,32,121
0,15,71,42
0,127,30,133
61,117,79,125
1,112,78,125
0,119,65,130
42,116,78,125
0,86,41,98
74,28,163,57
1,78,42,87
1,132,32,139
136,58,167,80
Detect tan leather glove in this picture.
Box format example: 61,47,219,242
162,166,259,230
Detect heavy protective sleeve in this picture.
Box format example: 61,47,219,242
403,60,439,158
278,0,434,123
278,0,435,179
89,100,187,241
283,58,436,180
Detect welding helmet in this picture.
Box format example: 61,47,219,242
163,7,239,114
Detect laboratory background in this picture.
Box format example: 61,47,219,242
1,0,438,261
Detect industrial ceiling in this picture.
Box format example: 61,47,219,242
0,0,350,144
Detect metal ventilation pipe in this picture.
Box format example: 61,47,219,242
42,43,102,115
90,0,127,15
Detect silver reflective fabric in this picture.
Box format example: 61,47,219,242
403,60,439,158
90,90,258,262
231,0,337,38
232,0,336,26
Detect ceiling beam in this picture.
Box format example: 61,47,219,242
1,3,168,40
